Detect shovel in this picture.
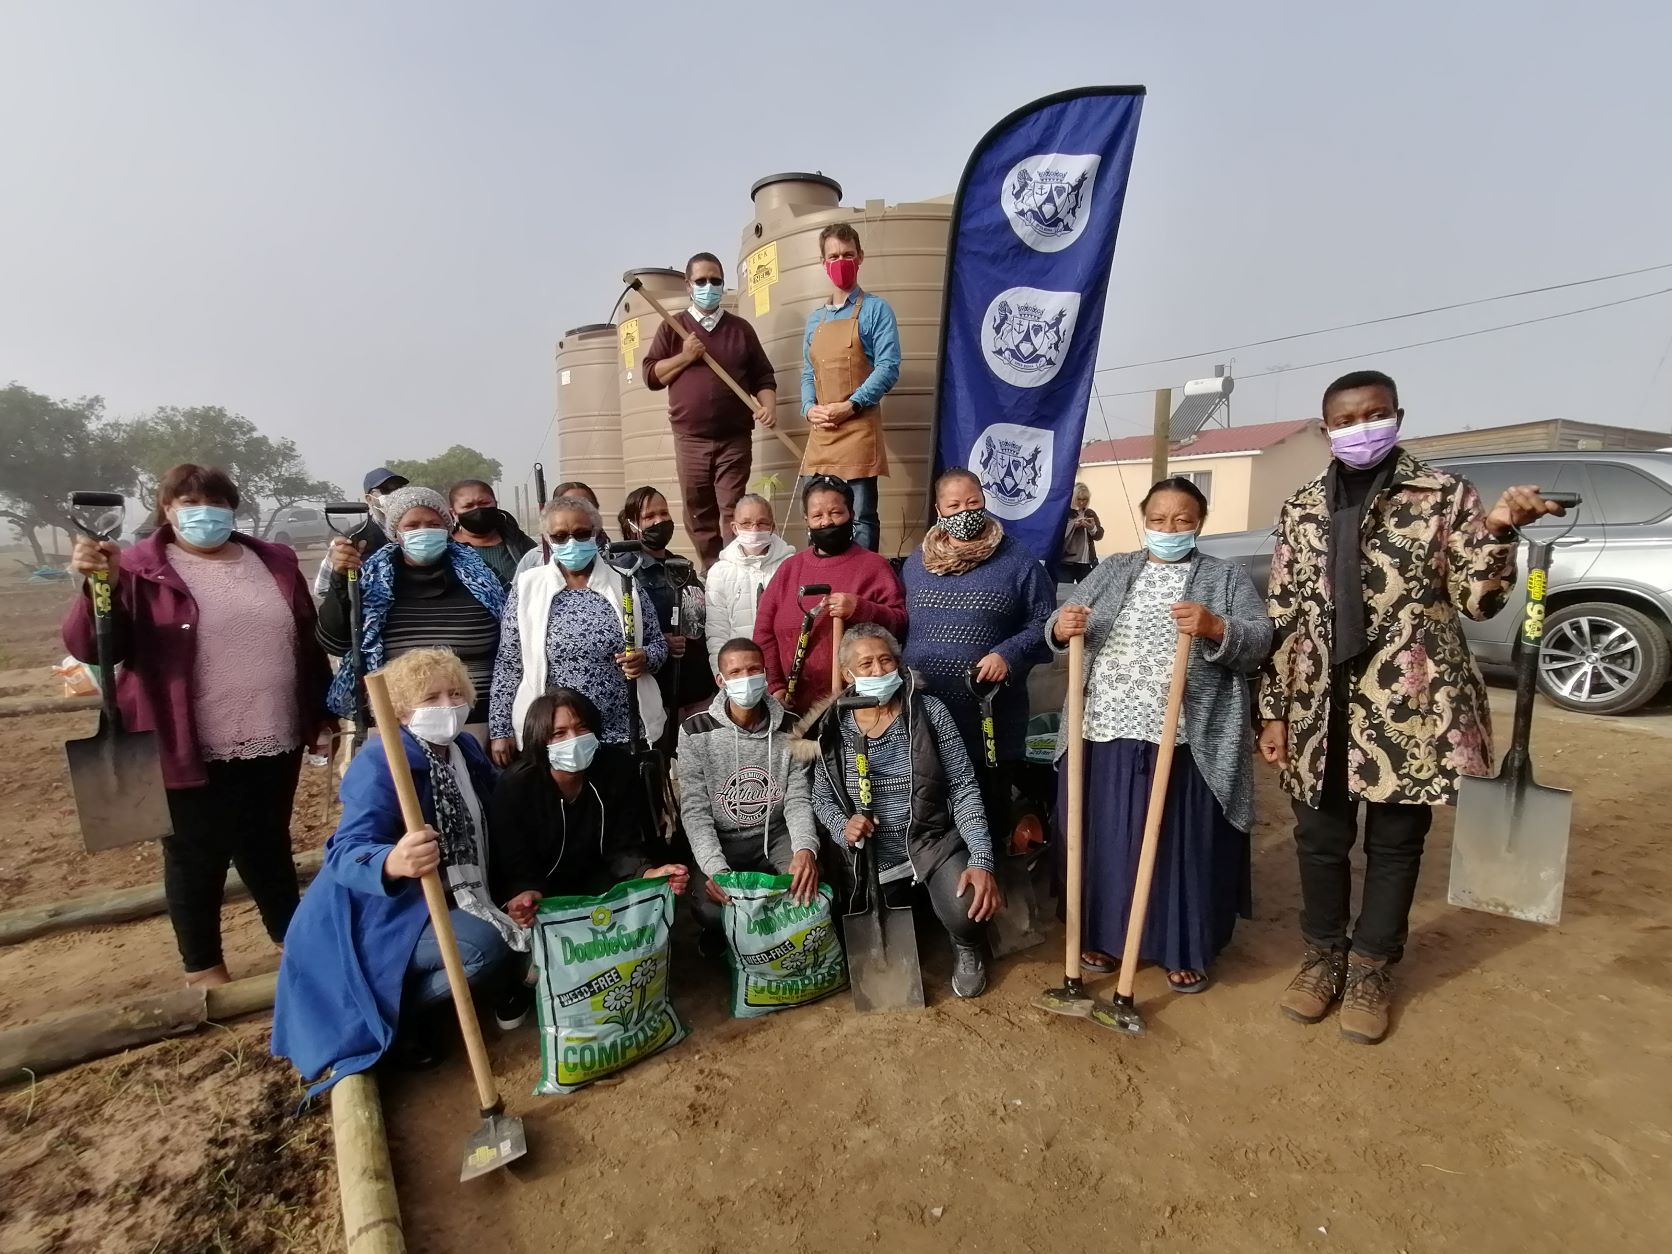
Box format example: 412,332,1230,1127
838,691,926,1011
363,671,526,1181
966,667,1049,958
324,501,372,755
1090,631,1194,1035
1035,635,1094,1017
63,491,172,852
785,583,830,704
1449,490,1583,926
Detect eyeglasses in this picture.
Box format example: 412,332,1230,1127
691,277,723,288
546,528,595,543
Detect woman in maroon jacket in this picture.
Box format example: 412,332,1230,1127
64,464,332,987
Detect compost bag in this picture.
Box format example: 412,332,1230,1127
530,877,687,1094
716,870,847,1018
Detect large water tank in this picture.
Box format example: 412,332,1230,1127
616,266,740,556
736,172,951,558
555,323,623,523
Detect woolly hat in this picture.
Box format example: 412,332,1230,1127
380,484,453,530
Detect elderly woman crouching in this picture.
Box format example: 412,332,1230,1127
273,648,521,1092
793,623,1002,1000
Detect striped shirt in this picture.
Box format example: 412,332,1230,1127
811,695,994,879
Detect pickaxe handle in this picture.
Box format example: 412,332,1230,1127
628,278,803,462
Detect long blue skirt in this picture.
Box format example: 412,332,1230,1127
1054,738,1251,973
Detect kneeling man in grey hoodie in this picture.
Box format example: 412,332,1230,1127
678,637,822,951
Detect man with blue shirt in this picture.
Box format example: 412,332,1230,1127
800,224,901,552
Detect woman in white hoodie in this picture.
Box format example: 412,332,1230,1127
704,493,795,673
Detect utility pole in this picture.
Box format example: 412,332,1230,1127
1151,388,1172,485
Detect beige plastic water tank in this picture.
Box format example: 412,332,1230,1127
555,323,624,523
736,172,952,557
616,266,739,556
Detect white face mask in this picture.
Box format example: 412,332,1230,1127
407,703,469,744
734,528,773,552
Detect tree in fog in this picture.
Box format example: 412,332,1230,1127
386,444,503,493
0,384,134,564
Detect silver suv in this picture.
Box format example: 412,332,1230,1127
1196,450,1672,715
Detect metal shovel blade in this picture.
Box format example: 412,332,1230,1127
460,1109,528,1181
1449,770,1573,926
989,853,1050,958
64,726,172,852
845,904,925,1013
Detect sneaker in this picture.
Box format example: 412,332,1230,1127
385,1020,442,1071
697,927,727,960
493,981,533,1032
1339,957,1394,1045
1278,945,1347,1024
951,943,988,999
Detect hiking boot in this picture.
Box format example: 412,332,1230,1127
1339,956,1394,1045
493,981,533,1032
1278,945,1347,1024
951,943,988,999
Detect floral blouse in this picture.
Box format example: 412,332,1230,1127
1084,559,1191,746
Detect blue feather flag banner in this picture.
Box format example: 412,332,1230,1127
930,87,1145,565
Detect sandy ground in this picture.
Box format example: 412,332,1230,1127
2,572,1671,1252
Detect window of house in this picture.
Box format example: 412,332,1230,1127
1174,469,1213,504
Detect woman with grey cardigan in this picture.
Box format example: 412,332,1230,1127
1047,478,1271,992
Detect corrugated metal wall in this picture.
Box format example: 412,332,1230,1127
1405,420,1670,458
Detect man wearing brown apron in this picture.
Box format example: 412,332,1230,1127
800,225,902,552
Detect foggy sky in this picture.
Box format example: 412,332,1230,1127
4,0,1670,508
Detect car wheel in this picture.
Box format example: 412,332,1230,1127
1538,602,1671,715
274,532,292,546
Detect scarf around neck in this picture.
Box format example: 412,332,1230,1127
418,739,525,952
921,517,1004,576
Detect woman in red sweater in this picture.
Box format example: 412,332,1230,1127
754,475,907,714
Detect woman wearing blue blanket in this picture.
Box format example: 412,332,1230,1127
272,648,521,1092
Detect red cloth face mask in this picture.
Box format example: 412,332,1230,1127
824,256,859,289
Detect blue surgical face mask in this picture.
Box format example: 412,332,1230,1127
852,670,903,702
1144,528,1197,562
547,732,599,773
551,537,598,569
724,673,768,709
400,527,450,565
173,505,235,549
691,282,723,312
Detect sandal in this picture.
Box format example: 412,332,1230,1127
1167,969,1211,994
1080,951,1117,973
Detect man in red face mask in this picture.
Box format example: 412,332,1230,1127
799,224,901,552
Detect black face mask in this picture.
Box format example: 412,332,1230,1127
638,519,675,550
456,507,500,537
809,520,855,555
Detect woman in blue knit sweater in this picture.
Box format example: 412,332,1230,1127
900,468,1056,778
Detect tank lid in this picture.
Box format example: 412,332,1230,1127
750,171,843,201
622,266,684,281
563,322,615,336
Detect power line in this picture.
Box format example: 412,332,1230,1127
1095,261,1672,374
1092,284,1672,399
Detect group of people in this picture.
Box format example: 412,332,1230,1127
65,349,1558,1091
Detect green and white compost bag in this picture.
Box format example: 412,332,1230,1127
715,870,847,1018
530,877,687,1094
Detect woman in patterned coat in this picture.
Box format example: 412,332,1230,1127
1047,478,1271,992
1256,369,1562,1045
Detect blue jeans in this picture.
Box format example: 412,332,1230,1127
849,476,880,552
406,908,509,1006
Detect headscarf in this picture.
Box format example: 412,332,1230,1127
379,484,453,531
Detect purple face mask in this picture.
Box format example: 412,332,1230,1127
1328,416,1400,469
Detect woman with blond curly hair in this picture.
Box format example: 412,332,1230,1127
273,647,521,1091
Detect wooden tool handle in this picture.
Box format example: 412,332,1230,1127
831,614,845,691
1063,634,1086,983
629,280,803,461
364,672,501,1115
1115,631,1194,999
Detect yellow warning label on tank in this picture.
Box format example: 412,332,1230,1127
618,319,639,369
745,242,779,293
753,287,770,316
